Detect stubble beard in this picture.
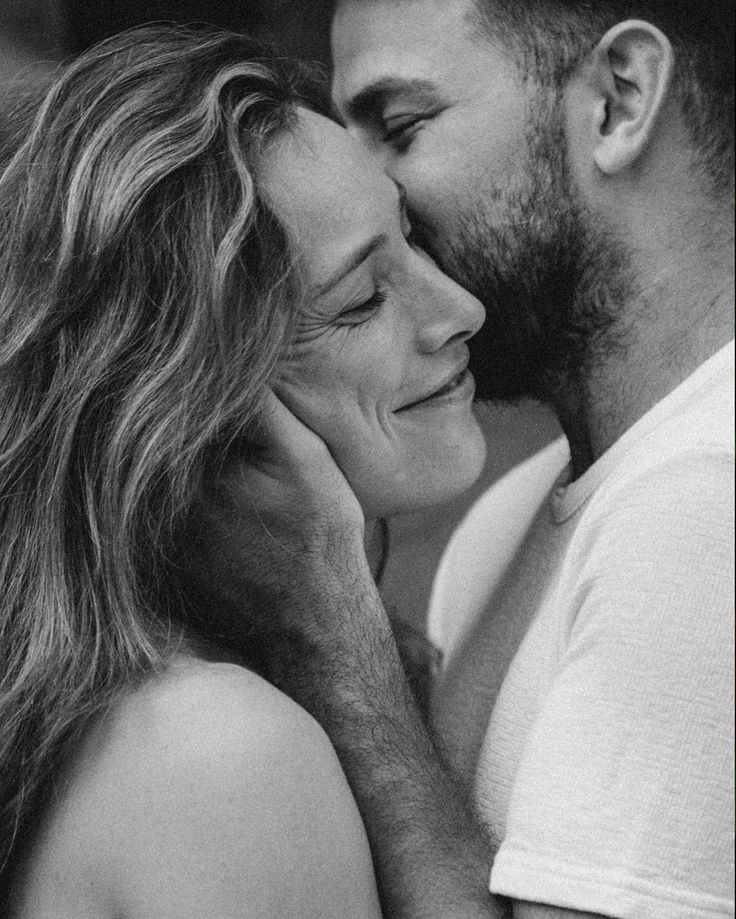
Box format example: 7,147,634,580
439,94,635,405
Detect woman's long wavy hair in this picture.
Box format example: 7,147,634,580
0,25,326,883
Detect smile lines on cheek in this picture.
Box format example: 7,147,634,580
394,367,471,413
292,311,342,345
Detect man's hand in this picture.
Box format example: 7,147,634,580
188,388,499,919
190,389,370,644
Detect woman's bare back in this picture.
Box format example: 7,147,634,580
8,657,381,919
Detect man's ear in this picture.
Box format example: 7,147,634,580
588,20,675,175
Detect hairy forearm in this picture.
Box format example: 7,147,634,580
257,562,505,919
192,420,503,918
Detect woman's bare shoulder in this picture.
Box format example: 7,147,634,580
71,657,335,811
16,658,381,919
111,655,327,758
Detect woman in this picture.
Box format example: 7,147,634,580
0,26,486,918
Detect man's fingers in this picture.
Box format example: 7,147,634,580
218,387,363,533
254,387,327,462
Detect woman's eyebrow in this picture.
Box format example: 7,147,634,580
314,235,387,298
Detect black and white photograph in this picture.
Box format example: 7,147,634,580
1,2,734,917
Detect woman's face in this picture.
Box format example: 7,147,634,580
263,109,487,519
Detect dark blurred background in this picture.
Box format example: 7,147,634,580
0,0,334,90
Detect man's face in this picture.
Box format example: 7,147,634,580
332,0,615,402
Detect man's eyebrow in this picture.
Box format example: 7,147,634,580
346,77,438,122
314,235,386,298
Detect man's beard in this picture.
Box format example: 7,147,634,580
437,96,634,404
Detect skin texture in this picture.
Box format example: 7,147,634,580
8,110,490,919
266,109,488,520
192,392,501,919
332,0,734,474
332,0,548,403
331,0,625,415
9,661,383,919
332,0,531,274
193,5,733,919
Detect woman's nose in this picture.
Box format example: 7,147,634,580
413,251,485,354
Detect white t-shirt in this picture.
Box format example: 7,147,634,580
429,342,735,919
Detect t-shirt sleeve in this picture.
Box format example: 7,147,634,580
490,450,735,919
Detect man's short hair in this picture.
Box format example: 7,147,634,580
471,0,735,193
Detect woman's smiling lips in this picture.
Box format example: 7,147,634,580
395,360,475,413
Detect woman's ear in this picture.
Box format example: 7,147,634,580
588,19,675,175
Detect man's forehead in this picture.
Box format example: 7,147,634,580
332,0,477,108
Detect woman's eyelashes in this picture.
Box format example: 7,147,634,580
338,291,387,326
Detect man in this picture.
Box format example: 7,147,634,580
202,1,734,917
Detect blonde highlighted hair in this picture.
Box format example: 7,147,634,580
0,25,327,884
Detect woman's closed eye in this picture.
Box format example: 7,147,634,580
339,291,387,327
